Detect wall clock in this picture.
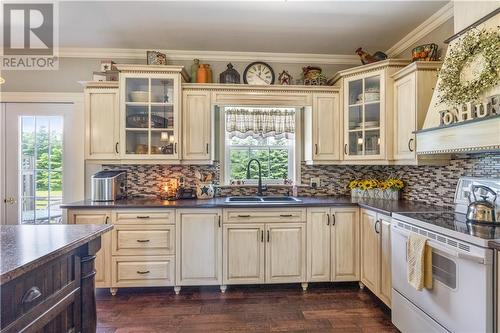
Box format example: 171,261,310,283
243,62,275,85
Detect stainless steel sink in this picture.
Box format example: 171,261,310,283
225,196,302,204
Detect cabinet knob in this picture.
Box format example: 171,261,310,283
174,143,177,154
315,144,318,155
136,239,150,243
261,230,264,242
206,143,209,154
115,142,119,154
267,230,270,242
344,144,348,155
327,214,330,226
136,270,150,275
136,215,150,219
374,220,380,234
332,214,336,226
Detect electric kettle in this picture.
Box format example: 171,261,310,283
466,185,497,223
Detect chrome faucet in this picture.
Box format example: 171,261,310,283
246,158,267,196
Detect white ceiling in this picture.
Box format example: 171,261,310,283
59,1,449,55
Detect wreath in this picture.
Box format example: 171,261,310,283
438,28,500,105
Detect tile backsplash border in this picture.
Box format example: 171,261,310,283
103,152,499,208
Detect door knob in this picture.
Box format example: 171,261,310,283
4,197,16,205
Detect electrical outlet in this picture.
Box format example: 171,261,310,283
310,177,321,188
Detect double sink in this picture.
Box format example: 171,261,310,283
225,196,302,204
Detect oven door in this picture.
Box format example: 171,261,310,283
391,222,493,333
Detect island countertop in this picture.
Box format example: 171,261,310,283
60,196,447,217
0,224,113,284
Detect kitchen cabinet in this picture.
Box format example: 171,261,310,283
304,93,341,163
82,82,120,160
223,224,265,284
67,209,112,288
307,207,359,282
222,208,307,288
266,223,306,283
116,65,185,161
182,89,213,161
176,209,223,287
330,60,409,163
360,208,391,307
110,209,176,294
392,61,448,165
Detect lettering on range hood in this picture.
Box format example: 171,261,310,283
439,94,499,126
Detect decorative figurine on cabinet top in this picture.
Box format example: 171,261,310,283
411,43,439,61
278,70,293,85
220,63,240,84
355,48,388,65
190,59,199,83
147,51,167,65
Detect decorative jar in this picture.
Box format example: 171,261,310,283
196,183,215,199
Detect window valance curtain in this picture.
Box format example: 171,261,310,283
225,108,295,139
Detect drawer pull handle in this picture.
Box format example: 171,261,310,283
137,270,150,275
237,215,251,218
280,214,293,217
136,216,150,219
136,239,150,243
22,287,42,304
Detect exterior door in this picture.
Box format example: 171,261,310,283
3,102,83,224
265,223,306,283
360,209,380,293
223,223,265,284
306,208,331,282
331,208,359,281
176,209,222,285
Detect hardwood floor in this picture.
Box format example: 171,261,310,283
96,283,397,333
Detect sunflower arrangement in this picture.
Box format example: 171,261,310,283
349,177,404,200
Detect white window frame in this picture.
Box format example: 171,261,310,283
221,106,301,186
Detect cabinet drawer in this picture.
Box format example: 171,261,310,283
114,210,174,225
112,256,175,287
112,225,175,255
1,254,78,330
223,208,306,223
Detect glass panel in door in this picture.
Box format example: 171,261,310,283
151,130,175,155
365,130,381,156
126,78,149,103
20,116,63,224
151,79,174,104
348,131,363,156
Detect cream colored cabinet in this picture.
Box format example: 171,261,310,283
223,224,265,285
392,61,447,164
83,82,120,160
304,92,341,163
360,208,391,307
67,209,112,288
330,60,409,163
266,223,306,283
379,217,392,306
307,207,359,282
182,89,213,161
176,209,222,286
116,65,185,161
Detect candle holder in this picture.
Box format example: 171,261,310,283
159,179,178,200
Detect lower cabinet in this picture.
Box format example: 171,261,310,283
360,208,392,307
307,207,359,282
67,209,111,288
176,209,223,286
222,209,307,286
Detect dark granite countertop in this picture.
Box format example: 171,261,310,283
1,224,113,284
61,196,441,216
488,241,500,251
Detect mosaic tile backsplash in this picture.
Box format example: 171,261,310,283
104,153,500,208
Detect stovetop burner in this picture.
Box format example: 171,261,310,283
397,211,500,240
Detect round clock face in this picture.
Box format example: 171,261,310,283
243,62,275,85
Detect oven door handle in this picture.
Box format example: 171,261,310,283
392,224,486,265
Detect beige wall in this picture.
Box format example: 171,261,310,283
454,1,499,32
397,17,454,60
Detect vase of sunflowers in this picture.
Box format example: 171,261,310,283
348,178,404,200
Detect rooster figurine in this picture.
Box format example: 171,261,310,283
355,48,388,65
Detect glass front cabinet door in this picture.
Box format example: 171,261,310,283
343,72,385,160
119,72,180,160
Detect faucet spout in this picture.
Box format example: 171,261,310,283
246,158,267,196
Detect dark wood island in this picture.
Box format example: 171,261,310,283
0,224,112,333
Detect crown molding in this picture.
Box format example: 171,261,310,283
58,47,361,65
386,2,454,58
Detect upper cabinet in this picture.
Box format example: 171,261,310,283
182,89,213,162
117,65,185,161
331,60,410,163
392,61,449,165
82,81,120,160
